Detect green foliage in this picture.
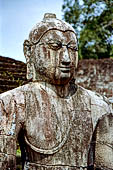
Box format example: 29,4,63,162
16,143,22,170
3,71,24,86
62,0,113,59
16,143,21,157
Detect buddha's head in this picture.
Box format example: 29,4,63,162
24,13,78,85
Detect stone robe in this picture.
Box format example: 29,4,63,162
0,82,113,170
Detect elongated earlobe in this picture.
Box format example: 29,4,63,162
75,51,78,68
23,40,31,61
23,40,34,80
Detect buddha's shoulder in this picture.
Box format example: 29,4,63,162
78,85,109,104
0,82,56,102
77,85,112,114
0,83,32,104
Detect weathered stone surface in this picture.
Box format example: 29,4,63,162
75,58,113,98
95,114,113,169
0,83,112,169
0,13,113,170
0,55,27,93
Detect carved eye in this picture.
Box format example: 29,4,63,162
67,44,78,51
47,41,62,50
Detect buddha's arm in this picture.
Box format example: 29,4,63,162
0,91,25,169
95,113,113,170
0,98,17,169
0,133,17,169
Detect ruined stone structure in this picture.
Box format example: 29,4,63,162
76,58,113,98
0,55,27,94
0,13,113,170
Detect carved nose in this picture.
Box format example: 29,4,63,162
61,48,71,66
61,61,71,66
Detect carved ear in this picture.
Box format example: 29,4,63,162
75,51,78,68
23,40,35,80
23,40,31,60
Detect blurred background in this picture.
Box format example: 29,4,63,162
0,0,113,62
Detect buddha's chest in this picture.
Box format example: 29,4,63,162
24,90,93,158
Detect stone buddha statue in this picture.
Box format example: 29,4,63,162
0,13,113,170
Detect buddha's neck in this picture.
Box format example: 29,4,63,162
54,83,70,98
35,80,77,98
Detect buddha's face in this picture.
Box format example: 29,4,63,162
33,30,78,85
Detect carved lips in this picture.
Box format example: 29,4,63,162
59,66,74,73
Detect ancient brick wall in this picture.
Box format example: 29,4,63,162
0,55,27,93
0,56,113,98
75,58,113,98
